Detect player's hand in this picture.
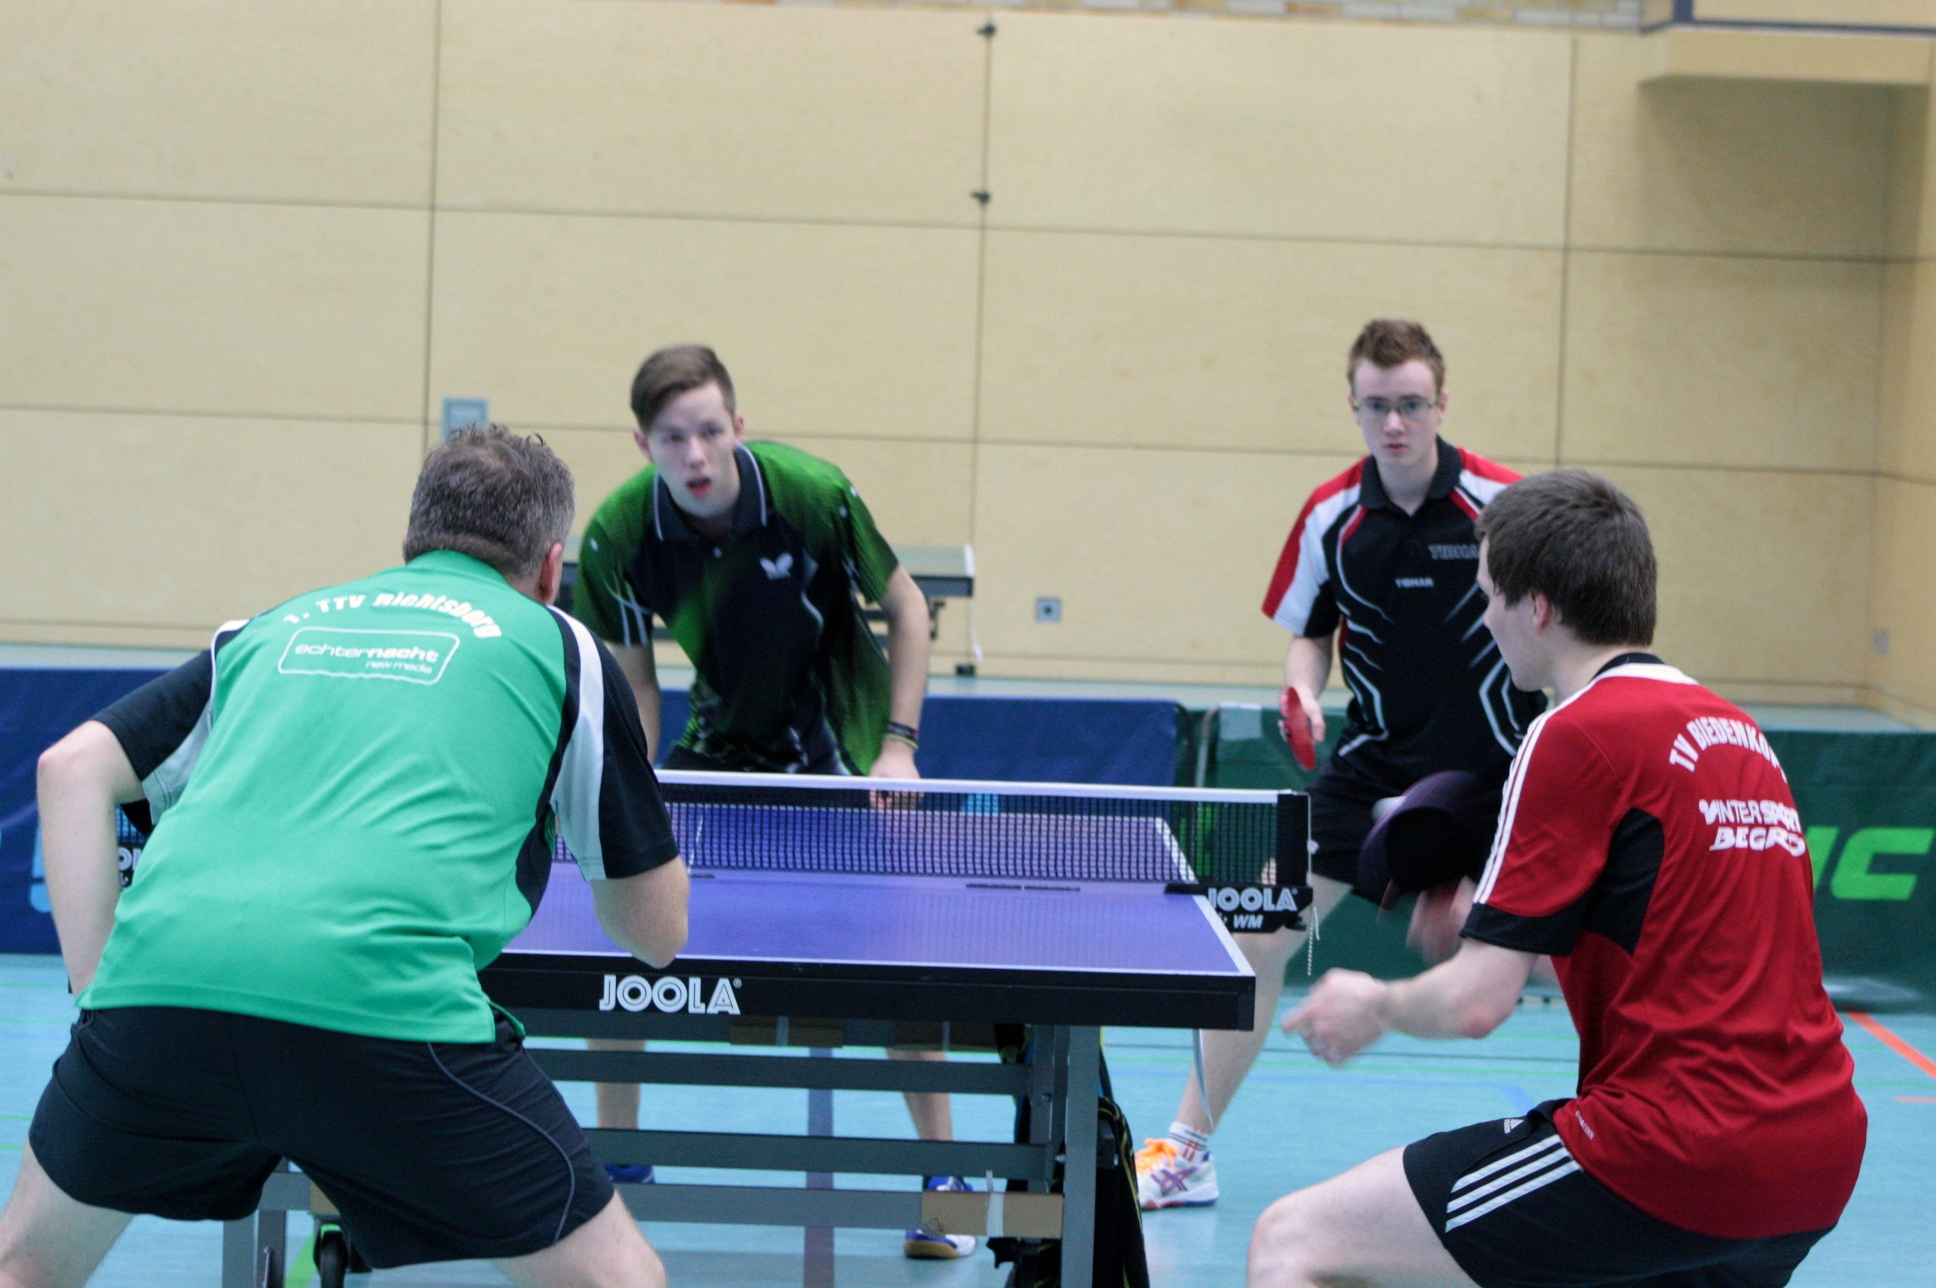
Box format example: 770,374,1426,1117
1279,686,1324,771
1281,968,1387,1066
868,738,922,810
1407,877,1476,964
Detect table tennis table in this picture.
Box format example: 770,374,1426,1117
223,772,1307,1288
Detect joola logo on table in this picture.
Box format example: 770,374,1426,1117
598,974,741,1015
1205,887,1301,914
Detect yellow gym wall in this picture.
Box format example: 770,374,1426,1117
1876,86,1936,727
0,1,1919,715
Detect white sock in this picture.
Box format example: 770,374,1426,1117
1167,1121,1211,1162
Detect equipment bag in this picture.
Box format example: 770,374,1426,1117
989,1029,1150,1288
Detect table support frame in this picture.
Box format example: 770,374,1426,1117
222,1022,1106,1288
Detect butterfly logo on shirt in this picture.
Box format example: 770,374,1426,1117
759,553,794,581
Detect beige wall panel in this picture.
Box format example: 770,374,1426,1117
438,0,984,225
969,444,1359,672
1868,477,1936,717
1885,88,1929,261
1879,258,1936,483
1696,0,1936,23
0,197,429,421
427,212,979,439
1562,251,1880,471
980,232,1562,459
546,429,974,546
1571,38,1892,258
0,0,435,205
986,14,1570,245
1597,465,1870,689
0,411,421,639
772,436,976,548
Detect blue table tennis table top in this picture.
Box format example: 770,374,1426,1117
508,794,1250,979
512,865,1246,979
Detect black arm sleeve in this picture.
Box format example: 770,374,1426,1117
1461,901,1585,957
549,612,680,881
93,654,213,781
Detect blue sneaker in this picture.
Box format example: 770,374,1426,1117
604,1163,656,1185
903,1176,977,1259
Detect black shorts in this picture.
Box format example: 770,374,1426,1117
30,1007,613,1269
1307,755,1503,894
1403,1101,1832,1288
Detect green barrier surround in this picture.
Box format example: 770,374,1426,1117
1182,705,1936,1008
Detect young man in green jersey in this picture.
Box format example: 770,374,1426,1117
574,344,930,779
573,345,974,1258
3,428,689,1288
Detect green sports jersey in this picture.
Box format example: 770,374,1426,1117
574,442,899,773
83,551,677,1043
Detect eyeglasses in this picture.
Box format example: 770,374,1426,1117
1352,396,1439,425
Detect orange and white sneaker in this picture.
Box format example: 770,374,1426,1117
1135,1137,1219,1210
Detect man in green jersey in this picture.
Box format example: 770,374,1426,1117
574,344,930,779
574,345,974,1258
3,428,689,1288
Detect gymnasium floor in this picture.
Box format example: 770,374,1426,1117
1,955,1928,1287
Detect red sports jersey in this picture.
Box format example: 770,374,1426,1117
1466,656,1866,1240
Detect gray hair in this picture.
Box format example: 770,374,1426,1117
402,425,574,579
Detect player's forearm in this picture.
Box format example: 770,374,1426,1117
592,858,690,969
879,567,930,729
37,722,141,994
612,643,662,761
1285,634,1333,699
1379,941,1535,1041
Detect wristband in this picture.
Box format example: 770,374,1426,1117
883,721,921,748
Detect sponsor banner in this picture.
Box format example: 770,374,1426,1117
1767,729,1936,998
1203,704,1936,998
0,668,169,954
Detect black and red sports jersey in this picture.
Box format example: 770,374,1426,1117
1466,656,1866,1240
1261,440,1544,781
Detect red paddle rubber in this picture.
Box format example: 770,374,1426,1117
1279,688,1318,771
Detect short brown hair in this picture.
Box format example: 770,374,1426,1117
630,344,735,430
1347,319,1445,392
402,425,575,579
1474,470,1656,647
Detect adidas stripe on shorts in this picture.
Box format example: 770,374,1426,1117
1401,1101,1833,1288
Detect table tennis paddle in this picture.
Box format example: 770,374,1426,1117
1279,687,1318,771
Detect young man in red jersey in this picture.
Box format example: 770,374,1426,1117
1250,470,1866,1288
1138,320,1543,1210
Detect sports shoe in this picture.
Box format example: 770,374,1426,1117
604,1163,656,1185
903,1176,978,1259
1135,1137,1219,1210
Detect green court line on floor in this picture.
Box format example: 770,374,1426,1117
285,1231,316,1288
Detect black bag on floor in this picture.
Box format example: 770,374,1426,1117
989,1028,1150,1288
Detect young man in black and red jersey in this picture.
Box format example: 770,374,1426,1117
1251,470,1866,1288
1137,319,1545,1210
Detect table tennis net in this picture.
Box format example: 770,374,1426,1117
556,772,1307,885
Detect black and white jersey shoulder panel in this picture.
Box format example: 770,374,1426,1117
550,612,610,879
94,619,249,823
548,610,678,882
